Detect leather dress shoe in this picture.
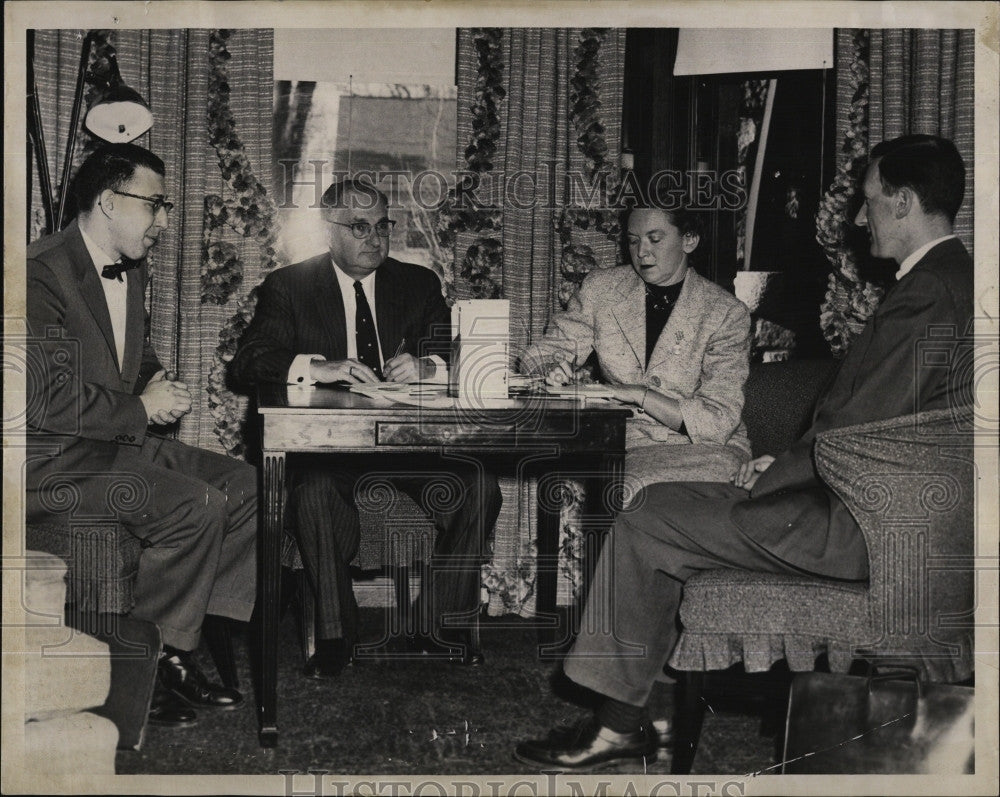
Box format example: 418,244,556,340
303,638,352,679
148,687,198,728
158,653,243,710
514,717,656,772
407,631,485,666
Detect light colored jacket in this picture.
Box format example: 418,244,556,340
522,265,751,454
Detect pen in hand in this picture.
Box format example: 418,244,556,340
380,338,408,383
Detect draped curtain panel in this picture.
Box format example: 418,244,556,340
868,29,975,253
28,29,274,451
455,29,626,615
498,28,625,351
28,30,91,243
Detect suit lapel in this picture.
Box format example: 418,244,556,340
66,223,119,371
610,272,646,370
647,272,698,372
119,267,146,387
313,255,349,357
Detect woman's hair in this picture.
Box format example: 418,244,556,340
627,205,703,239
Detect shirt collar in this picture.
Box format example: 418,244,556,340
896,235,957,280
645,277,684,300
80,227,122,274
331,260,377,293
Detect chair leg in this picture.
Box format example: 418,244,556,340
672,671,706,774
202,614,239,690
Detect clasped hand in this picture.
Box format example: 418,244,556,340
140,370,192,425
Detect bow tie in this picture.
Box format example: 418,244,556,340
101,260,139,282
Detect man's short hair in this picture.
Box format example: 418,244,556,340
321,178,389,213
870,134,965,223
71,144,166,214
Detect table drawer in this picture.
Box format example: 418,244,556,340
376,422,515,446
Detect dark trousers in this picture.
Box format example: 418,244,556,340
292,454,502,644
563,482,867,707
28,435,258,650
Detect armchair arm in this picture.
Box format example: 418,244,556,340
814,407,975,681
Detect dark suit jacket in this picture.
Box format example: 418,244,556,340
26,221,161,490
732,238,974,579
230,253,451,386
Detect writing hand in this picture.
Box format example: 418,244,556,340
309,359,381,384
733,454,776,490
383,353,435,384
544,361,574,386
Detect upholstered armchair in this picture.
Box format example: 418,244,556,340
25,515,239,748
668,401,975,773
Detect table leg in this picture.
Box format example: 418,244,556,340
258,450,284,747
537,453,624,658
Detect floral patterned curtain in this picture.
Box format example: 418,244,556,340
818,28,974,356
451,29,626,615
28,29,276,452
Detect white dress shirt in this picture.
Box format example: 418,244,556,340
288,266,382,385
288,261,446,385
896,234,957,280
80,227,128,370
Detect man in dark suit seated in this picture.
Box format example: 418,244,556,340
514,135,975,770
231,178,502,678
26,144,257,728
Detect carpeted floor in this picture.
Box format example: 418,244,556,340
116,607,788,777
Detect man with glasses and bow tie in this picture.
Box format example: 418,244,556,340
232,177,501,679
26,144,258,729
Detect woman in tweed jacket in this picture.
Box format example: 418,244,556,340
520,206,752,497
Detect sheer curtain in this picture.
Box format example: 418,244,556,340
28,29,274,450
868,29,975,252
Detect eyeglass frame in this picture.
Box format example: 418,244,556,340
328,219,396,239
112,190,174,215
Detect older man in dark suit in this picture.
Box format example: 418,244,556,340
515,134,974,770
26,144,257,728
231,178,501,678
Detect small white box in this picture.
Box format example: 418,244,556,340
449,299,510,402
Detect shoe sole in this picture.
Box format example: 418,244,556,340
512,750,655,773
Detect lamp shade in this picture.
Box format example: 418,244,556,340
85,84,153,143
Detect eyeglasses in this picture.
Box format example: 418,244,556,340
113,190,174,215
329,219,396,239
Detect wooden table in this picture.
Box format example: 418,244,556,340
255,384,631,746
